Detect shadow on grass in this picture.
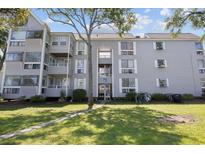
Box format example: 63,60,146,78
0,102,85,111
0,110,75,135
0,106,196,144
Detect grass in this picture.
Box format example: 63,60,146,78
0,102,87,135
0,103,205,144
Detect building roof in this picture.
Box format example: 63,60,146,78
145,33,200,40
74,33,135,40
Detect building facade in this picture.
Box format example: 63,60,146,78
0,14,205,99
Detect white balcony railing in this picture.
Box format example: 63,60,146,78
48,85,67,88
49,63,67,67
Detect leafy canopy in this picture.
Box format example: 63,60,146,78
165,8,205,40
45,8,137,43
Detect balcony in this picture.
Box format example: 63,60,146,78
46,86,72,97
98,76,112,84
48,63,68,75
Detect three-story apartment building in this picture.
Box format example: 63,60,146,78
0,13,205,99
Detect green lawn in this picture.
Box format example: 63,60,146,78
0,103,205,144
0,103,87,135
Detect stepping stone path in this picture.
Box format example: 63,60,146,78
159,114,196,124
0,105,103,140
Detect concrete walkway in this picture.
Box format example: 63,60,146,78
0,104,103,140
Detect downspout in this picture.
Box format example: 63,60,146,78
0,29,12,94
38,27,47,95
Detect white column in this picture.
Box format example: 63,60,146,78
0,29,12,94
111,49,115,97
66,36,70,96
38,27,47,95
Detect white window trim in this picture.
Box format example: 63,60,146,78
76,41,87,55
155,59,168,68
156,78,169,87
118,41,135,55
153,41,166,50
74,78,86,89
119,59,137,74
119,78,137,93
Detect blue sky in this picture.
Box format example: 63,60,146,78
32,8,204,37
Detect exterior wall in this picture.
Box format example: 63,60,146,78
136,40,202,96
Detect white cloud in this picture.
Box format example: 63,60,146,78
144,9,151,13
158,21,167,30
160,8,171,17
43,18,54,24
133,13,153,30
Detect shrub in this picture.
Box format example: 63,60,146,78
30,95,46,103
182,94,194,100
60,90,66,99
73,89,87,102
152,93,167,101
125,92,137,101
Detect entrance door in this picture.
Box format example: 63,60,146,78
98,84,112,100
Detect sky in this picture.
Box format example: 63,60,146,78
32,8,204,37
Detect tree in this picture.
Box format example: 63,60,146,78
44,8,137,104
0,9,29,70
165,8,205,40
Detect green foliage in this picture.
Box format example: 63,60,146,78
0,9,29,30
182,94,194,100
60,90,66,99
152,93,167,101
125,92,137,101
165,9,205,40
73,89,87,102
30,95,46,103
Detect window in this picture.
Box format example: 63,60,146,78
76,59,85,74
4,76,21,86
24,64,40,69
200,79,205,96
26,31,43,39
6,53,23,61
51,36,67,46
10,41,25,47
197,59,205,74
155,59,167,68
120,42,134,55
195,42,203,50
11,31,26,40
3,88,20,94
22,76,39,86
99,51,111,58
156,78,169,88
25,52,41,62
120,59,135,74
120,78,136,93
154,42,165,50
75,78,86,89
60,41,66,46
77,42,86,55
197,59,205,68
52,42,58,46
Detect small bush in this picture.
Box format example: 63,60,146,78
30,95,46,103
152,93,167,101
60,90,66,99
73,89,87,102
182,94,194,100
125,92,137,101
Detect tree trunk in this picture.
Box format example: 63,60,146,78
0,48,6,71
87,42,94,104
